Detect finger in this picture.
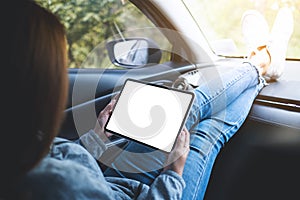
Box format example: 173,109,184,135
112,93,120,101
102,101,114,114
100,106,110,116
104,130,113,138
108,94,119,109
183,127,190,148
110,98,117,108
102,93,120,114
175,129,186,149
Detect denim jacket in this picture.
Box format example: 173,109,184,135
18,130,185,199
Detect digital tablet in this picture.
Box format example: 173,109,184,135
104,78,195,153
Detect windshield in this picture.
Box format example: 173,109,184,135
183,0,299,59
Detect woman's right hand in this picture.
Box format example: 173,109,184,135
93,94,120,142
164,127,190,176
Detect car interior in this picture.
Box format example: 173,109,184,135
36,0,300,199
60,58,300,200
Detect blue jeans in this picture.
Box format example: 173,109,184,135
104,63,265,199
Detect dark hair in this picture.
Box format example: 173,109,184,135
1,0,68,197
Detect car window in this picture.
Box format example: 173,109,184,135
37,0,172,69
183,0,300,59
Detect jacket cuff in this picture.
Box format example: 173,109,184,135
79,129,107,160
161,169,186,189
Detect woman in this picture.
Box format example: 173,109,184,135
1,1,293,199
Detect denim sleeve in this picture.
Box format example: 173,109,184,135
76,129,107,160
137,170,185,200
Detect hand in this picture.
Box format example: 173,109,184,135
94,94,119,142
164,127,190,176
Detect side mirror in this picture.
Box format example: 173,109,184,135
106,37,162,68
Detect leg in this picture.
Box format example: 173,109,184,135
181,84,263,200
182,8,293,198
186,62,265,129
